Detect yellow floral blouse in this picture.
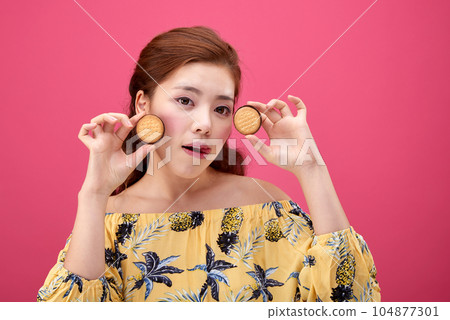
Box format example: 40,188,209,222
37,200,380,302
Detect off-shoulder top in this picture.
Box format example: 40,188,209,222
37,199,380,302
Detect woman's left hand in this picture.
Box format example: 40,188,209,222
244,95,322,173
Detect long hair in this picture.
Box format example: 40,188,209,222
112,26,246,196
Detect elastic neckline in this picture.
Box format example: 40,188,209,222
105,199,293,216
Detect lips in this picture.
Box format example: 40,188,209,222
182,144,211,155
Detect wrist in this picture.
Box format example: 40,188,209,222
78,186,111,200
289,135,326,174
80,175,116,197
291,160,326,179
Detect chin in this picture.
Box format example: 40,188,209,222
168,161,212,179
153,147,219,178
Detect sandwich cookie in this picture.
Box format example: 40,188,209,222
136,114,165,144
233,105,262,135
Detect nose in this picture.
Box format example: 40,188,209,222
191,109,211,135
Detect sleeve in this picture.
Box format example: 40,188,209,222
37,222,124,302
298,226,381,302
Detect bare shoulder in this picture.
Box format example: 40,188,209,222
248,177,292,202
224,174,292,203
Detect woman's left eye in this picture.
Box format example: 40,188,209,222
215,106,231,116
177,97,193,106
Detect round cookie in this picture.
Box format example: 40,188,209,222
233,105,262,135
136,114,165,144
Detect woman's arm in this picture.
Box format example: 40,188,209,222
63,111,150,280
292,162,350,235
63,186,109,280
245,95,351,236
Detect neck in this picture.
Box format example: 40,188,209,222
126,152,221,201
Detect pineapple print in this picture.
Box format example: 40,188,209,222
264,219,284,242
122,213,139,224
169,212,193,232
217,207,244,255
336,253,356,286
331,253,356,301
221,207,244,233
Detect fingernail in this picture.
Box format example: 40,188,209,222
108,115,117,121
127,120,133,126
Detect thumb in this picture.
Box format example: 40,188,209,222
245,134,273,163
127,144,155,169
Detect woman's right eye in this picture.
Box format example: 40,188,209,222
176,97,193,106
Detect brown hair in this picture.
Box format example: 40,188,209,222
112,26,246,196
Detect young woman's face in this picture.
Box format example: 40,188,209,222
146,62,235,178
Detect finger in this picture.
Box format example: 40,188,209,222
260,113,273,132
246,101,282,123
126,144,155,169
107,113,134,128
102,113,134,134
90,113,132,128
287,95,307,118
90,113,117,124
78,123,97,148
102,115,121,133
266,99,293,118
90,113,132,138
91,122,103,138
130,110,147,122
244,134,274,164
89,114,112,137
115,111,146,142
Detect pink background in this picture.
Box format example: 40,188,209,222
1,0,449,302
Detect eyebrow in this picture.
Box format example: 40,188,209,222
172,85,234,103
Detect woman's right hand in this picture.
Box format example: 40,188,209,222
78,111,154,196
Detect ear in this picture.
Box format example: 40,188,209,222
135,90,150,114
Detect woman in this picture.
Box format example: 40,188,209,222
37,26,380,302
